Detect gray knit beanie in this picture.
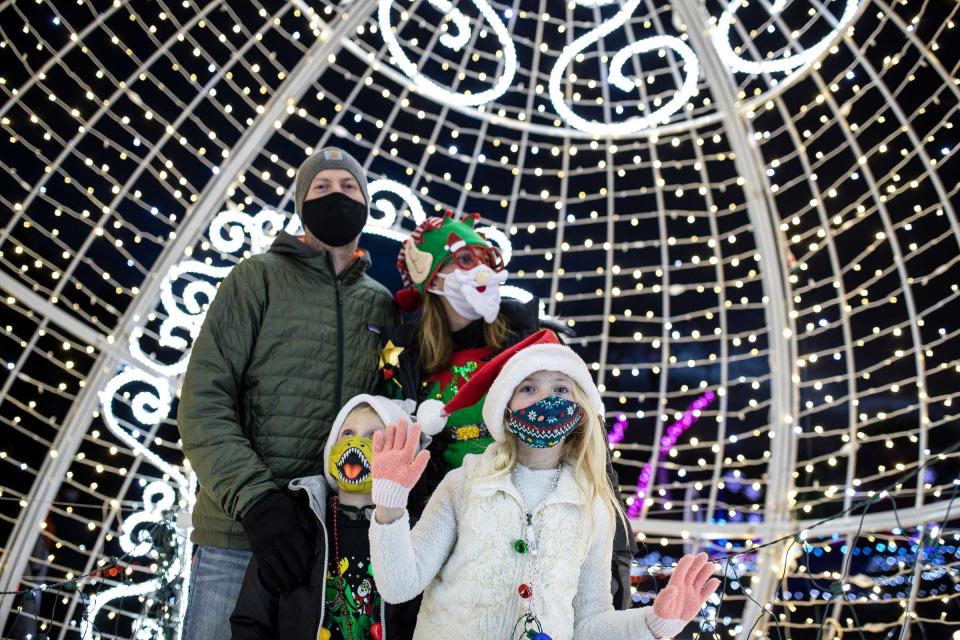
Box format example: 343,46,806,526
294,147,369,216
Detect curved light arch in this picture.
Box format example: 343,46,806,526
0,1,957,639
376,0,517,106
711,0,864,75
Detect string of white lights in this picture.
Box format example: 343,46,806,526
377,0,517,106
0,0,958,637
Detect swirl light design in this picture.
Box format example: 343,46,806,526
548,27,701,136
711,0,864,75
377,0,517,106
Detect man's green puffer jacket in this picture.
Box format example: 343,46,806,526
177,232,396,549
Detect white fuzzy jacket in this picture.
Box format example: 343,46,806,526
369,449,682,640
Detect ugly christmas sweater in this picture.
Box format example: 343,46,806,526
379,298,540,471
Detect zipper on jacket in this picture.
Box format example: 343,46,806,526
332,255,365,410
380,597,387,640
334,276,344,410
314,519,329,640
327,253,349,411
313,524,329,640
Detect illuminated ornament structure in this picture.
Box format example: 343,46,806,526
547,1,701,137
0,1,957,639
377,0,518,107
377,0,865,136
711,0,866,75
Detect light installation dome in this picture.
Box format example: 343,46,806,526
0,0,957,638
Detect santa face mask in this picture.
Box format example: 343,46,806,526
328,436,374,493
430,265,508,323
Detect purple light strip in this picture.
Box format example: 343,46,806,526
627,390,716,518
607,413,629,445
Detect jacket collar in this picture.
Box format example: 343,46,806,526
268,232,372,284
327,247,372,285
288,474,330,521
289,474,376,522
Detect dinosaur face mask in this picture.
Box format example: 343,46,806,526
328,436,374,493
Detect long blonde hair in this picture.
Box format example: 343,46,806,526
418,292,509,374
483,379,623,529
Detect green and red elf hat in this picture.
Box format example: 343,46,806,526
395,210,502,313
415,329,604,439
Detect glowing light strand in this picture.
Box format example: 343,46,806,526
375,0,865,135
547,1,701,136
627,390,717,517
98,368,185,488
608,413,630,445
378,0,517,106
79,481,189,640
128,261,234,378
711,0,864,75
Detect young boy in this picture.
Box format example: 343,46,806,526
230,394,423,640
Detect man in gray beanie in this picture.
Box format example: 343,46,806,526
178,147,397,640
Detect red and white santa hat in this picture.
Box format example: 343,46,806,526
416,329,604,441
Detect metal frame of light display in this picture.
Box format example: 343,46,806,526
0,0,957,638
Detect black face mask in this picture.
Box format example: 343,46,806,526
300,192,368,247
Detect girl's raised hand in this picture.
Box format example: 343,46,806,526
653,552,721,623
370,420,430,510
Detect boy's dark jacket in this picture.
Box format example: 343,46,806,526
230,475,411,640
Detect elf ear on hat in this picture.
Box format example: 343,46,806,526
415,329,604,440
395,210,503,313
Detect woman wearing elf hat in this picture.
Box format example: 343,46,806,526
379,211,637,612
380,210,540,473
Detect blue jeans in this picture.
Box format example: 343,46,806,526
181,545,253,640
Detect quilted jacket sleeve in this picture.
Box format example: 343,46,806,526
178,260,278,520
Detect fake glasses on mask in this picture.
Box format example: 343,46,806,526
446,245,504,272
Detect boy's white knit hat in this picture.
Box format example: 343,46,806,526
323,394,415,489
415,329,604,441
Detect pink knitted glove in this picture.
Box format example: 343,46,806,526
371,420,431,509
647,552,721,638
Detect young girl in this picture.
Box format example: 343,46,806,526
368,330,720,639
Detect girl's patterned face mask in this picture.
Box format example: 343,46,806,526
328,436,374,493
506,395,584,449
